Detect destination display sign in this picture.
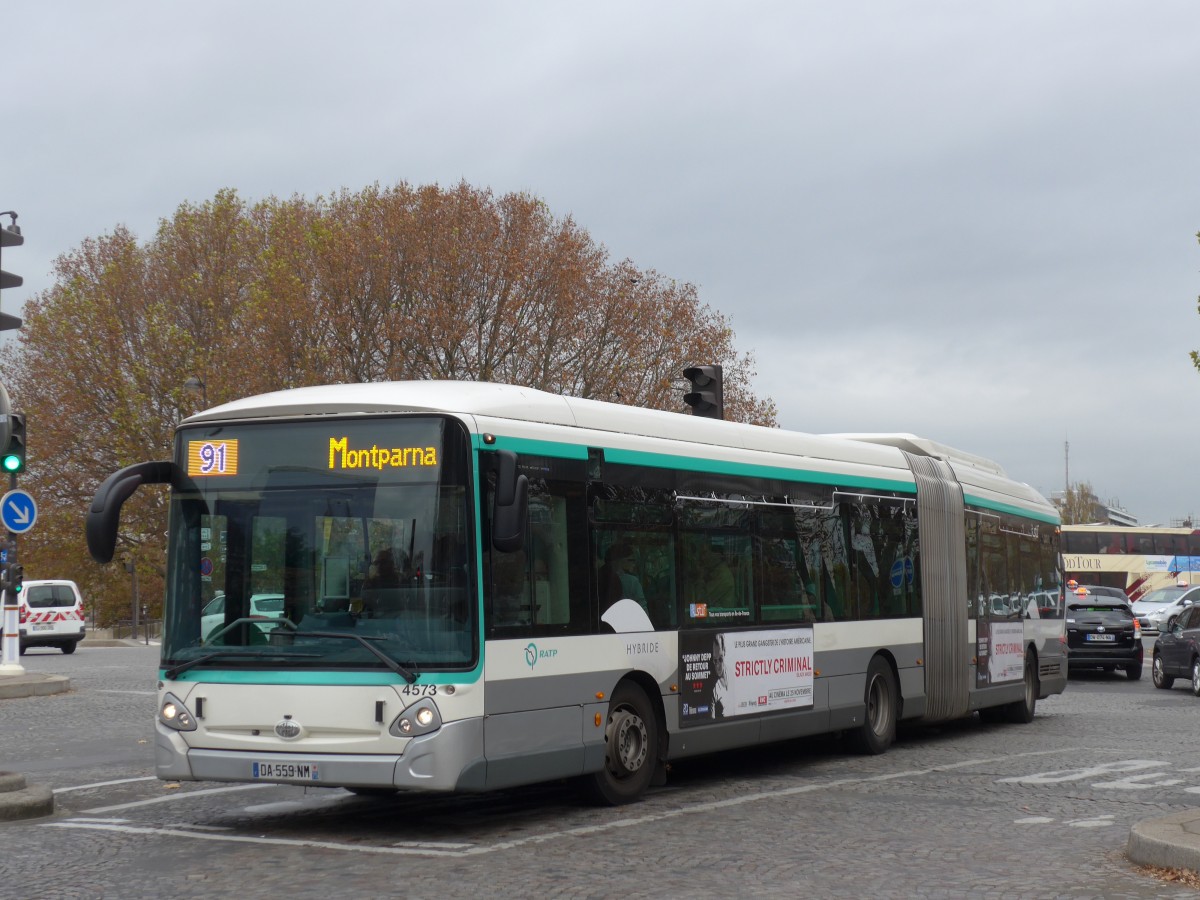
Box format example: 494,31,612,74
180,418,450,484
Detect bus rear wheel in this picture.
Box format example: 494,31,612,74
1005,652,1038,724
848,656,897,755
587,682,658,805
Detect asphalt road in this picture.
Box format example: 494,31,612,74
2,643,1199,898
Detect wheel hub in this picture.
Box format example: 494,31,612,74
608,709,648,775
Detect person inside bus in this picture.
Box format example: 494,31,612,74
599,542,646,612
803,580,836,622
701,544,736,607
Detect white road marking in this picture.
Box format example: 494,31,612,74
55,776,157,794
64,817,131,824
41,822,473,857
46,748,1083,858
83,783,274,814
1068,815,1115,829
1014,815,1115,828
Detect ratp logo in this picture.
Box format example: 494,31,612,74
524,642,558,669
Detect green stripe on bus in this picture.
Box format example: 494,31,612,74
477,435,589,459
474,433,1052,520
965,494,1059,525
476,433,915,493
603,447,915,493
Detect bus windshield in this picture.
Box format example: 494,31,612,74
161,415,476,672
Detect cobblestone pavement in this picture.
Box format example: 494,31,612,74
2,648,1199,898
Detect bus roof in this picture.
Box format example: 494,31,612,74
823,433,1007,477
182,380,1050,512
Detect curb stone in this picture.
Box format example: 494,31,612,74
0,772,54,822
1127,809,1200,873
0,673,70,700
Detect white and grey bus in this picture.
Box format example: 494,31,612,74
87,381,1066,804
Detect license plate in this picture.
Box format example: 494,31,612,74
31,623,54,632
251,761,320,781
1086,633,1116,642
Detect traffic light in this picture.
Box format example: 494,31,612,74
2,413,25,473
0,216,23,332
1,563,22,594
683,365,724,420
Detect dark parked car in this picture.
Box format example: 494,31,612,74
1152,603,1200,695
1066,595,1143,679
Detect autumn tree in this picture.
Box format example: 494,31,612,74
0,181,775,624
1058,481,1103,524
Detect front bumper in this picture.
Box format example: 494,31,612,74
19,627,86,647
155,716,487,793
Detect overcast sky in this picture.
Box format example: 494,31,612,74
5,3,1199,524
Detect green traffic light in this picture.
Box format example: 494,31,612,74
1,454,21,473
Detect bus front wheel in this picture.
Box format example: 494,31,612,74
848,656,897,755
588,682,659,805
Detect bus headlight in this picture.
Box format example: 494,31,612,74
389,699,442,738
159,693,198,732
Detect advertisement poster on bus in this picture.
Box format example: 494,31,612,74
988,621,1025,683
679,627,814,727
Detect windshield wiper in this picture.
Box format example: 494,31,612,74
165,649,321,680
296,630,418,684
193,617,419,684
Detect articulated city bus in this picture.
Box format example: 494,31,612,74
1061,525,1200,600
87,381,1066,804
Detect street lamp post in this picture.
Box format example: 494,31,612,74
121,552,139,640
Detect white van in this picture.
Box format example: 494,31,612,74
19,580,86,654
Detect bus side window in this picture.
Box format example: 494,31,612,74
678,530,752,627
486,475,588,638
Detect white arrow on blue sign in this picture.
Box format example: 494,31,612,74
0,488,37,534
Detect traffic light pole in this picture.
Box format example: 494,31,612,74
0,471,23,673
0,208,24,669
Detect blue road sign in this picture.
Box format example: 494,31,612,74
0,489,37,534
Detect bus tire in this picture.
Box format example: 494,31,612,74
1005,652,1038,724
848,656,897,755
1152,653,1174,689
587,682,658,805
